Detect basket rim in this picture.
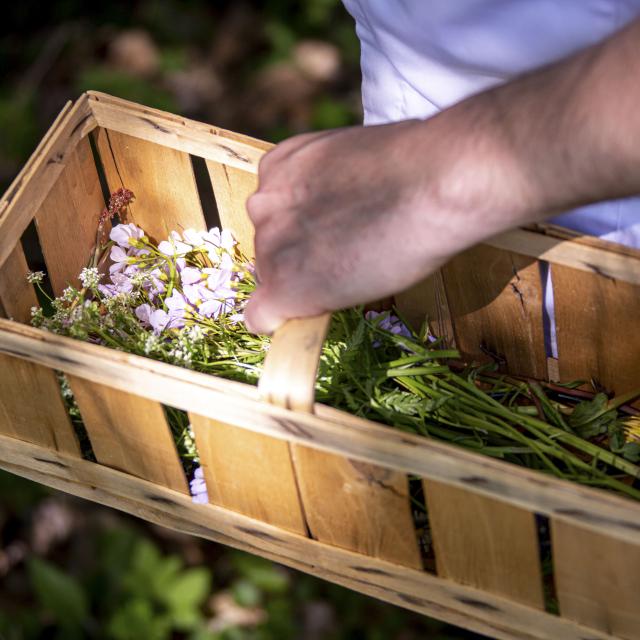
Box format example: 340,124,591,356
1,316,639,546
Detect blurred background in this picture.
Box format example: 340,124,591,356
1,2,482,638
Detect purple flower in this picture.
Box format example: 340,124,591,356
98,283,117,297
158,231,191,257
365,310,412,348
182,228,205,247
203,227,235,264
198,298,224,318
182,283,211,307
109,245,132,274
110,223,144,248
183,280,235,319
180,267,204,285
204,268,228,291
165,290,188,327
365,311,411,337
142,268,166,299
190,466,209,504
149,308,171,334
136,303,181,334
135,303,153,325
111,272,133,294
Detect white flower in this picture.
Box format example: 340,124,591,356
26,271,45,284
79,267,102,289
62,287,78,302
143,333,161,355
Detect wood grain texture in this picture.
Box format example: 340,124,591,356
293,448,422,567
68,375,188,494
2,319,640,546
551,264,640,395
205,161,257,256
0,245,80,458
0,354,79,455
33,128,189,493
0,95,95,271
259,315,331,412
487,228,640,285
94,128,206,242
197,153,307,533
532,223,640,258
260,310,421,567
34,135,105,295
404,238,556,604
0,243,38,322
395,271,456,345
552,519,640,640
190,414,306,534
424,480,544,608
0,433,623,640
442,245,547,379
88,91,269,173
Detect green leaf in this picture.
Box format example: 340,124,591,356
28,557,89,630
311,97,354,130
161,567,211,629
569,393,608,428
149,555,183,601
232,555,289,594
108,599,172,640
568,393,618,438
232,579,262,608
622,442,640,463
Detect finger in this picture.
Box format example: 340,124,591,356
246,191,274,226
259,128,338,175
244,287,287,336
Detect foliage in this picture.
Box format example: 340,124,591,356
28,557,90,636
0,511,480,639
75,68,178,113
2,527,212,640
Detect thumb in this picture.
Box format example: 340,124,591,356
244,287,287,335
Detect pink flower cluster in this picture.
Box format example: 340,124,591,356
98,223,242,335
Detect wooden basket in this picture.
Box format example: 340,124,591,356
1,92,639,640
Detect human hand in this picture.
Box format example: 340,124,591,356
243,116,532,335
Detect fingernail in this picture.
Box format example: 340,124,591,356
244,296,283,336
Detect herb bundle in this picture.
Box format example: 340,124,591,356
29,190,640,503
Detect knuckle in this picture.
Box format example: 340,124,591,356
246,192,270,224
258,145,283,175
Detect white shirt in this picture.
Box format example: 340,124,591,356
343,0,640,247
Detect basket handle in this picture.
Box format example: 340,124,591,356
258,313,332,414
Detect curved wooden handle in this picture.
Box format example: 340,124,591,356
258,313,331,414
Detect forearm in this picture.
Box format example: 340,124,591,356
423,18,640,250
244,18,640,332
